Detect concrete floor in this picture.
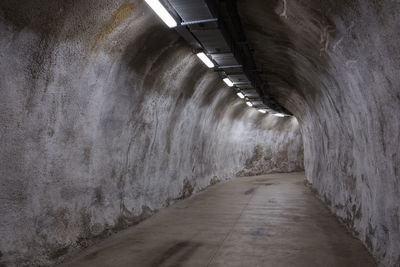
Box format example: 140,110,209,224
60,173,376,267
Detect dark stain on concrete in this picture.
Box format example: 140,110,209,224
226,97,248,122
83,147,91,165
323,194,332,206
151,241,202,267
47,127,54,137
62,205,155,264
178,60,209,101
253,182,275,186
248,227,272,237
209,176,220,186
91,1,136,50
381,224,389,235
124,24,179,77
353,204,362,220
83,250,99,261
365,223,376,251
177,179,195,200
255,178,275,183
245,188,256,195
199,78,225,108
0,0,79,34
93,187,104,205
245,145,264,169
49,246,69,260
0,0,70,113
116,205,154,230
80,209,92,240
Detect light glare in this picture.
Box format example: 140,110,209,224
273,113,285,117
246,101,253,107
258,109,267,113
237,92,245,99
196,52,214,68
223,78,234,87
145,0,177,28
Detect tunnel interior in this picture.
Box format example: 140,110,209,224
0,0,399,266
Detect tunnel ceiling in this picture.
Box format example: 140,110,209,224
150,0,292,115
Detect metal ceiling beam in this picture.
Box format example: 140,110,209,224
180,18,218,26
167,0,292,115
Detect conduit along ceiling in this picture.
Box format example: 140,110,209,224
145,0,292,117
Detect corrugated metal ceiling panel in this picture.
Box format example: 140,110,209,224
210,53,238,66
236,84,254,89
192,29,231,53
175,27,202,49
227,74,249,83
250,100,264,105
168,0,213,22
242,89,258,97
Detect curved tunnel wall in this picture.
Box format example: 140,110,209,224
239,0,400,265
0,0,303,265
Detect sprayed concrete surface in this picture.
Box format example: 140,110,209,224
1,0,399,266
238,0,400,265
0,1,303,265
60,173,375,267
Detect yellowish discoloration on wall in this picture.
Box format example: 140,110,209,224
92,1,135,50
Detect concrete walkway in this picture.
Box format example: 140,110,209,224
61,173,376,267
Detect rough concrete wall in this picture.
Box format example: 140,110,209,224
0,0,303,265
239,0,400,265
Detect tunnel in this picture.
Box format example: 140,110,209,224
0,0,399,266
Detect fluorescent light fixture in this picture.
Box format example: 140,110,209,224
246,101,253,107
145,0,177,28
196,52,214,68
273,113,285,117
258,109,267,114
236,92,245,99
223,78,234,87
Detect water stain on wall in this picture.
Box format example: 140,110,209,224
91,1,136,50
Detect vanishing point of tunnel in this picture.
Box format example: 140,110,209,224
0,0,399,266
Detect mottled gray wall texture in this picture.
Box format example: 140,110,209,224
239,0,400,266
1,0,400,266
0,0,304,265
